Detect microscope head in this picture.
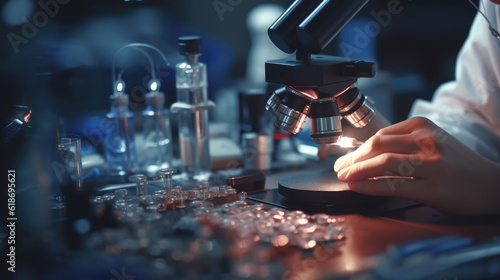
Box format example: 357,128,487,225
268,0,369,55
265,0,377,144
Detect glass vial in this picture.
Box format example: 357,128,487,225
129,174,148,196
175,36,211,181
142,91,173,175
105,93,137,175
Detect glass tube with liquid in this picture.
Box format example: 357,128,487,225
175,36,211,181
105,93,137,175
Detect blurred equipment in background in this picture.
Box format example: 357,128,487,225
246,4,287,86
137,45,174,176
107,43,172,176
241,132,273,172
57,135,83,191
0,105,32,152
238,88,271,135
106,46,138,176
105,85,137,176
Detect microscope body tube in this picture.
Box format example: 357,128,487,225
297,0,369,54
268,0,323,54
268,0,369,55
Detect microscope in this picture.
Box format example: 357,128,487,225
265,0,390,204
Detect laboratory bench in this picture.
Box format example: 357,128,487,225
10,157,500,280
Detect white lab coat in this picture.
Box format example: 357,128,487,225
410,0,500,163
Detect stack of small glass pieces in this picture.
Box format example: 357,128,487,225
191,202,345,250
90,185,242,222
90,168,346,251
90,168,242,222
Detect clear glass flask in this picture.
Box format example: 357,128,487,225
173,36,213,181
105,92,137,175
142,89,173,175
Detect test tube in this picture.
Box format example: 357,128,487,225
58,136,83,190
129,174,148,196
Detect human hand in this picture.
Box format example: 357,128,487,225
333,117,500,216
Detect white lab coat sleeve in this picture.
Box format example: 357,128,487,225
409,0,500,163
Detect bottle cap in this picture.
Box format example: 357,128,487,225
110,93,128,107
145,92,165,108
178,36,202,55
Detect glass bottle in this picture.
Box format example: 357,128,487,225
142,88,173,175
173,36,213,181
105,91,137,175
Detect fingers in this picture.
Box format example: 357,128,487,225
334,134,422,172
334,155,350,172
337,153,432,181
332,117,442,205
347,179,426,201
334,117,443,172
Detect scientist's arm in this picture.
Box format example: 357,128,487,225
409,0,500,163
334,117,500,216
335,0,500,215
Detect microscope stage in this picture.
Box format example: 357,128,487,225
278,169,376,205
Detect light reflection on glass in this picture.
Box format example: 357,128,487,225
333,137,364,148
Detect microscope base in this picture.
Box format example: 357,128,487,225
278,170,376,205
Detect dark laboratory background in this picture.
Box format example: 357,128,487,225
0,0,478,278
0,0,477,121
